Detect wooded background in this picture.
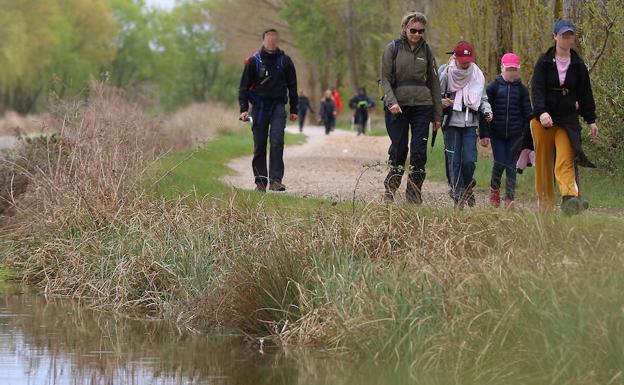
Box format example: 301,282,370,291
1,0,622,167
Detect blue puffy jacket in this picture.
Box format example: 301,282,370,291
485,76,532,139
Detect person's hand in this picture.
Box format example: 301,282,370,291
289,114,298,122
480,138,490,148
540,112,553,128
442,98,454,108
332,111,337,116
389,104,402,114
590,123,599,139
433,121,442,131
239,111,250,121
485,112,493,122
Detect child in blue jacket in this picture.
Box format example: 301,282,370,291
484,53,533,209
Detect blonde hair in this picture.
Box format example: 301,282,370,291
400,11,428,37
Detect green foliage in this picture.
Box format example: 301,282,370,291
0,0,117,113
0,0,238,113
578,0,624,171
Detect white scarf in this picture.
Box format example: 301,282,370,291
447,59,485,113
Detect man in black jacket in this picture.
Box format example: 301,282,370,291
239,29,298,192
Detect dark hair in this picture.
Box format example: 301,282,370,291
262,29,278,39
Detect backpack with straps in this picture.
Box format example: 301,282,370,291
390,38,433,88
380,38,433,100
247,51,285,89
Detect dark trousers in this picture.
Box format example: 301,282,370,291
323,116,335,135
251,102,286,185
354,110,368,135
298,110,307,132
491,135,520,200
443,126,477,199
384,105,433,198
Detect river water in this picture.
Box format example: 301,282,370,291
0,291,350,385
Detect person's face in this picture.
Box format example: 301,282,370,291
456,59,472,70
554,31,575,50
502,65,519,81
405,21,425,45
263,32,279,51
324,90,332,99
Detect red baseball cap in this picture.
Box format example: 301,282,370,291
452,41,475,64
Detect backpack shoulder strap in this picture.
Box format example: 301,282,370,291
253,51,263,73
390,38,402,86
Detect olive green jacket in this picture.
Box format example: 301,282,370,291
380,37,442,123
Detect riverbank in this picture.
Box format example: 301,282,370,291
2,87,623,384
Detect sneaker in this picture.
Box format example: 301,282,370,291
489,189,501,208
255,182,267,192
269,181,287,192
504,199,515,209
561,196,581,216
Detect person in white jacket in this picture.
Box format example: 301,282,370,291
439,41,493,208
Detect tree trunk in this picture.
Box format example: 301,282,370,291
494,0,514,78
342,0,359,90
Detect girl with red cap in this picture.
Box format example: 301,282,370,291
484,53,533,209
439,41,493,208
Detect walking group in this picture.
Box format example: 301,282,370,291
238,12,599,215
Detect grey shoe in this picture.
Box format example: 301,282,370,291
561,196,582,216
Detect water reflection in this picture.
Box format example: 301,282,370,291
0,292,304,385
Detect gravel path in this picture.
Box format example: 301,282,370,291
224,125,514,208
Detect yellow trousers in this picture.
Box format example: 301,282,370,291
530,118,578,210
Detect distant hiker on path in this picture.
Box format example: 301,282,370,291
297,89,314,133
349,87,375,135
484,53,533,209
332,87,343,116
439,41,493,209
239,28,298,192
380,11,443,204
319,89,337,135
530,19,598,215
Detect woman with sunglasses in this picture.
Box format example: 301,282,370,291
380,11,442,204
530,19,598,215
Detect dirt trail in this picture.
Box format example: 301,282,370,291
224,125,498,207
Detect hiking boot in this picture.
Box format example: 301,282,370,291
406,189,422,204
462,179,477,208
466,192,476,207
489,189,501,208
255,182,267,192
405,182,423,205
269,181,287,192
504,199,515,209
579,197,589,211
561,196,581,216
453,196,465,210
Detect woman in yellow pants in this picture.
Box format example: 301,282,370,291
530,20,599,215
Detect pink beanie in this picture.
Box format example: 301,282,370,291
501,53,521,68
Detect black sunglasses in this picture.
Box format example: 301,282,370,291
409,28,426,34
